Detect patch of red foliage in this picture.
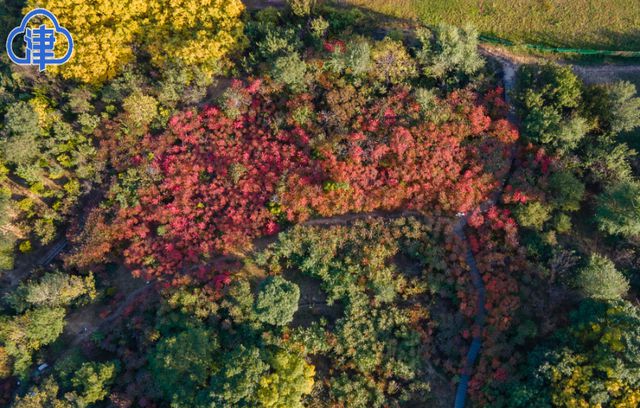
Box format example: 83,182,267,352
75,81,518,285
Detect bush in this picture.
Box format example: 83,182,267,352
370,38,417,85
254,276,300,326
515,63,585,152
514,201,551,231
1,101,41,166
71,361,119,406
0,233,16,271
18,240,32,253
604,81,640,134
415,24,484,82
271,53,308,92
326,38,371,77
287,0,315,17
7,271,96,312
595,180,640,237
548,170,585,212
576,254,629,300
122,91,158,129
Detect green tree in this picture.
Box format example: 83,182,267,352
148,326,218,406
254,276,300,326
70,361,118,406
122,91,158,130
210,345,269,405
0,307,66,377
576,254,629,300
1,101,41,166
329,373,386,408
513,201,551,231
415,24,484,83
326,38,372,78
515,64,585,152
595,180,640,237
604,81,640,134
271,53,308,92
548,170,585,212
7,271,96,312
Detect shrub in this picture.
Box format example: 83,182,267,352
514,201,551,230
122,91,159,130
604,81,640,134
370,38,417,85
415,24,484,82
71,361,119,406
548,170,585,212
79,82,514,282
254,276,300,326
18,240,32,253
271,53,308,92
1,101,40,166
576,254,629,300
7,271,96,312
0,233,16,271
515,63,585,152
287,0,315,17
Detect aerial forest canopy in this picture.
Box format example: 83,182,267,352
0,0,640,407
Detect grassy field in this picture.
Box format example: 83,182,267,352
343,0,640,51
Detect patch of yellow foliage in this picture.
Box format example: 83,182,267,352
26,0,245,84
257,351,315,408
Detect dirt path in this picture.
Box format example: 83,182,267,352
302,209,423,226
65,282,153,347
452,53,519,408
452,215,486,408
480,44,640,86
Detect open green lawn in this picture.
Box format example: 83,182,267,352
345,0,640,50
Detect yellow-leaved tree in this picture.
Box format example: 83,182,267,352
145,0,245,75
26,0,245,84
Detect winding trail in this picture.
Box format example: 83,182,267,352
453,52,520,408
452,216,487,408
